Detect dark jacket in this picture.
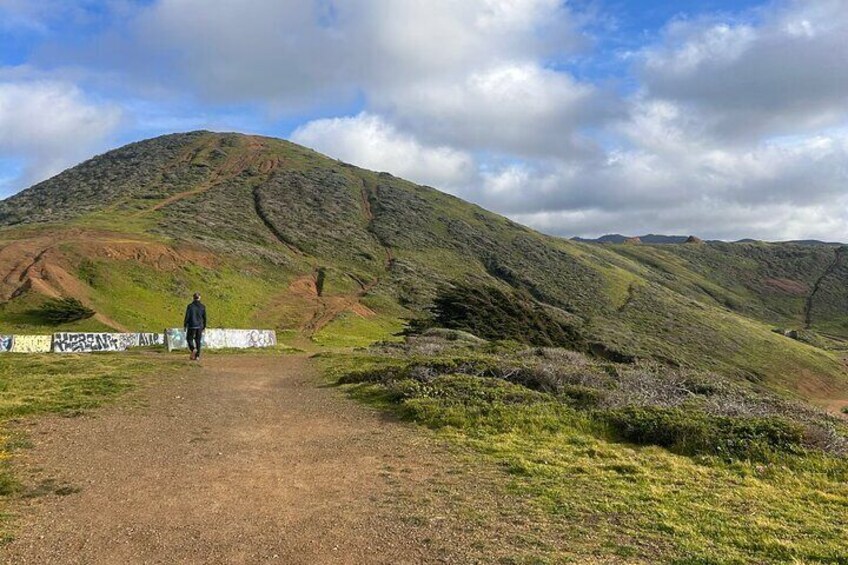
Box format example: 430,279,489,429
184,300,207,330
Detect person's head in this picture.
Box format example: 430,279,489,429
193,292,201,301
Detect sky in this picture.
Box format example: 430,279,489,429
0,0,846,241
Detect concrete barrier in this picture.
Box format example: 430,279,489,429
51,332,166,353
134,333,165,347
165,328,277,352
11,335,53,353
224,329,277,349
53,333,131,353
2,330,265,354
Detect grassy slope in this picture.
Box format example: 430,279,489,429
324,348,848,563
606,241,847,332
0,132,845,403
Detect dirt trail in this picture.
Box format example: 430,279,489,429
2,355,526,564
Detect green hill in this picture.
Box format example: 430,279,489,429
1,131,846,407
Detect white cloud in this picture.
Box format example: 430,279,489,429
0,80,122,192
376,62,618,158
291,113,475,190
638,0,848,140
107,0,606,157
131,0,580,103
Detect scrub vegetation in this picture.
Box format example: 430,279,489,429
323,332,848,563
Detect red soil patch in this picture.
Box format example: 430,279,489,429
763,278,809,295
288,275,319,299
282,273,378,335
0,229,218,331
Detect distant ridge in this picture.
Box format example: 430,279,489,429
572,234,695,244
572,234,844,246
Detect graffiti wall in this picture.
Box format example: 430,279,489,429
203,329,227,349
225,329,277,349
11,335,53,353
135,333,164,347
53,333,133,353
165,328,188,351
165,328,277,351
1,330,270,354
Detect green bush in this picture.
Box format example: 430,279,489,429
603,406,806,460
31,298,95,325
422,282,583,348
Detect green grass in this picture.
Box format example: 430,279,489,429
324,351,848,563
313,312,405,348
0,353,180,538
192,344,302,356
71,207,161,234
71,257,293,332
0,291,113,333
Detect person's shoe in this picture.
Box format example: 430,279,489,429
190,350,196,360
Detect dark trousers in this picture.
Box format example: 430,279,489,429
187,328,203,355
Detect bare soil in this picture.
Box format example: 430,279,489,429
0,229,217,331
1,355,545,564
286,275,377,336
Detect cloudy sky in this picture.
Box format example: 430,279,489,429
1,0,846,240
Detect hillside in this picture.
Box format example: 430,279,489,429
1,131,847,407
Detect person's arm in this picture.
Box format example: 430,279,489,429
202,305,207,330
184,305,190,330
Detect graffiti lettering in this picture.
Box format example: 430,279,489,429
136,333,164,347
53,333,129,353
11,335,53,353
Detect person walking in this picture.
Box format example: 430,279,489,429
184,292,207,360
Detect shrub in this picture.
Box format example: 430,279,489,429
603,406,806,460
423,282,583,348
503,362,610,396
31,297,95,324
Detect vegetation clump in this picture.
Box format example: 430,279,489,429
325,334,848,562
342,334,848,460
32,298,95,325
415,282,583,349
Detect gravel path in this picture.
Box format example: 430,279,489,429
2,355,507,564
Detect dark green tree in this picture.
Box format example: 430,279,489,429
34,297,96,324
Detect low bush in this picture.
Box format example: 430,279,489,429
603,406,806,460
422,282,584,348
331,336,848,458
30,297,95,324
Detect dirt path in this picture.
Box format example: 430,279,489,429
2,355,529,564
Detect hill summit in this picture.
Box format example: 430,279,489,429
1,131,847,405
